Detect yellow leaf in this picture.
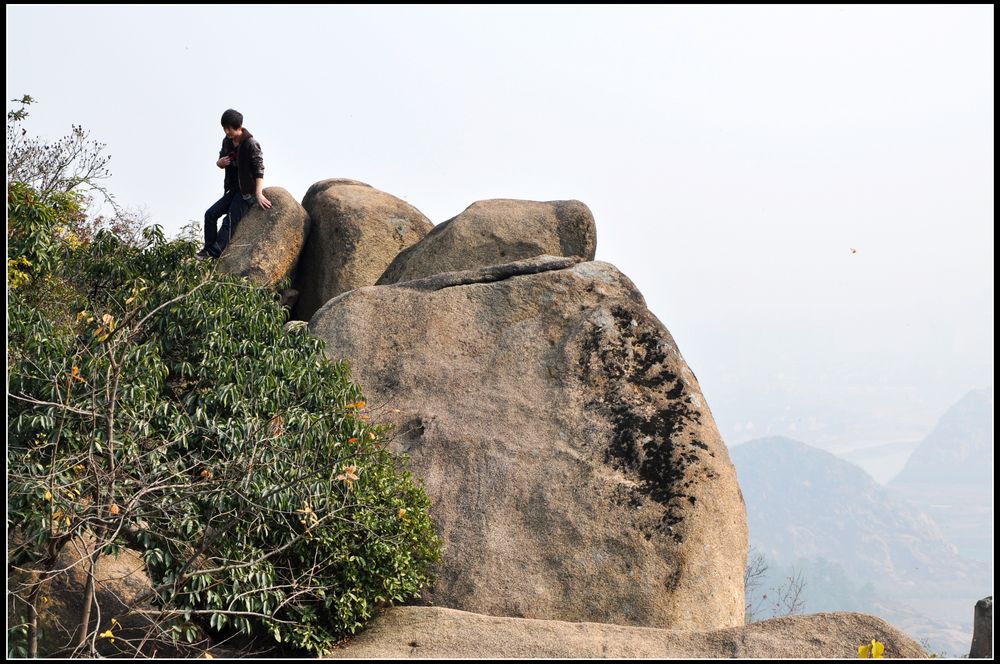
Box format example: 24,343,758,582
873,640,884,658
336,465,360,484
356,401,366,409
110,503,120,516
43,491,52,501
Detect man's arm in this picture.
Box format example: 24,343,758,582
249,140,271,209
217,140,232,168
254,178,272,209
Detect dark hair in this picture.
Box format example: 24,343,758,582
221,109,243,130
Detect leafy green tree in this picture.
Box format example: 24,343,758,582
7,95,147,315
7,103,442,657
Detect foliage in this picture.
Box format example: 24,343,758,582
7,104,443,656
7,180,86,296
7,95,148,318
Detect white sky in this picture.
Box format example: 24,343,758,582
6,5,994,450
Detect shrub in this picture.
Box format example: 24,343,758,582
8,198,442,656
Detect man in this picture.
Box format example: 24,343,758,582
197,108,273,260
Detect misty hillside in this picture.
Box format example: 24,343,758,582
891,388,993,487
730,436,974,585
888,388,993,563
731,435,990,655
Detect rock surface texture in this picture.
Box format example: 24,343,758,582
327,606,929,659
217,186,309,286
9,534,196,657
970,596,992,658
311,255,747,630
292,179,432,321
376,199,596,285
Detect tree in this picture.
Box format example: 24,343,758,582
744,546,807,623
7,94,112,200
7,101,442,658
7,95,147,309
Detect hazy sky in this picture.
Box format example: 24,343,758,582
6,5,994,451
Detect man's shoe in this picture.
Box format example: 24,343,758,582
195,248,211,260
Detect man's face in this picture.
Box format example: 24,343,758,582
223,126,242,140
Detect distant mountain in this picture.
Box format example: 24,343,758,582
887,388,993,563
890,388,993,487
730,437,971,585
731,435,990,655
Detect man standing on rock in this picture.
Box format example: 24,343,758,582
197,108,273,260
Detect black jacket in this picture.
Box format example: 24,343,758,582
219,128,265,195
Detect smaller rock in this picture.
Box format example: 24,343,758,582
217,186,310,286
376,198,597,285
8,533,201,657
292,179,433,321
970,596,992,658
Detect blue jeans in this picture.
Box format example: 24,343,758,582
204,192,252,258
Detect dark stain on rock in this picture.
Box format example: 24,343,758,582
579,304,708,548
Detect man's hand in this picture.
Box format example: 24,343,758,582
216,155,234,168
257,191,272,209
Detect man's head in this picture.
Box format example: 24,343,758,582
221,109,243,131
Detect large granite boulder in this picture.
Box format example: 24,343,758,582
292,179,433,321
375,198,596,285
217,186,309,286
328,606,928,659
310,255,747,630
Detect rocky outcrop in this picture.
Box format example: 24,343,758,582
292,179,433,321
217,186,309,286
970,596,992,658
327,606,929,658
376,199,596,285
311,255,747,630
